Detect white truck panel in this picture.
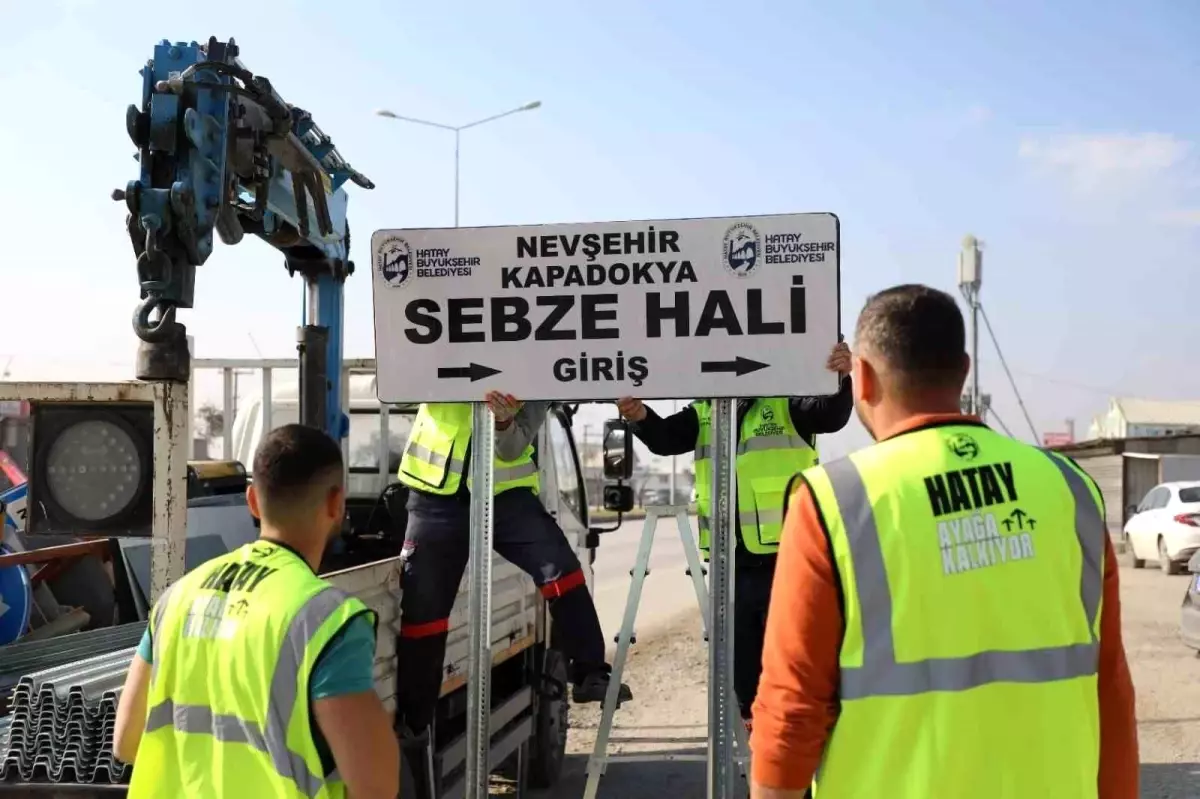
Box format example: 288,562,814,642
322,557,403,711
323,553,543,702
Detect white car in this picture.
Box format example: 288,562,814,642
1122,481,1200,574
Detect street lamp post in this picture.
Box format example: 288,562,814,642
375,101,542,227
377,100,540,799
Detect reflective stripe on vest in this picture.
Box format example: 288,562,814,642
693,399,817,555
696,508,785,535
822,452,1104,699
695,434,813,462
142,586,351,798
402,440,538,485
398,403,540,496
403,440,465,478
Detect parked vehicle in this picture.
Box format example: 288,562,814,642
1122,481,1200,574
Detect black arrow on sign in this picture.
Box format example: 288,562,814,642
700,357,769,376
437,363,502,381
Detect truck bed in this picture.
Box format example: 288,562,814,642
322,553,545,705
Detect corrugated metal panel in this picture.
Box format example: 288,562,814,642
1074,454,1125,535
0,649,133,785
1123,436,1200,456
0,624,147,695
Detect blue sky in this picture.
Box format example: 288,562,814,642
1,0,1198,460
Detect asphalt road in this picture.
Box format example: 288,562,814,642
588,513,702,643
526,559,1200,798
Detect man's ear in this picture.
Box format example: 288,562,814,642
246,484,262,520
854,354,882,405
326,483,346,519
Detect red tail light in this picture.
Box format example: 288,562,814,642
1174,513,1200,527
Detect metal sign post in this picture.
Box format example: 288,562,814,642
707,398,737,798
464,401,495,799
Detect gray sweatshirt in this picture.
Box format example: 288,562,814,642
494,401,551,460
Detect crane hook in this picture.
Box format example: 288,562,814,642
133,296,178,344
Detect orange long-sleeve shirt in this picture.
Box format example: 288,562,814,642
750,414,1140,797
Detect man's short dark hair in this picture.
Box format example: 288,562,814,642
855,284,967,390
252,424,344,517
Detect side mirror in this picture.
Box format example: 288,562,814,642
603,484,634,513
602,419,633,481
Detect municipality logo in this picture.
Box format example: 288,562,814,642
947,433,979,461
377,236,412,288
723,222,760,277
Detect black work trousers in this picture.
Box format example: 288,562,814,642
733,554,778,720
395,487,606,734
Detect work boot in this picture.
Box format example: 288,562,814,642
571,669,633,705
396,723,437,799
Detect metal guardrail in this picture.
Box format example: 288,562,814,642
0,624,146,697
0,648,134,786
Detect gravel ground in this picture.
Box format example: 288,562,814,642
1119,566,1200,798
527,563,1200,798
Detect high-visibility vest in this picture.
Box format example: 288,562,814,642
398,403,540,496
802,423,1104,798
128,542,374,799
693,398,818,556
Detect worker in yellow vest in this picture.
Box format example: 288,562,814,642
393,392,631,760
750,284,1140,799
113,424,400,799
615,340,853,729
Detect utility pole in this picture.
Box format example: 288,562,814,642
957,235,984,417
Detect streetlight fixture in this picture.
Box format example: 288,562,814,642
374,101,543,226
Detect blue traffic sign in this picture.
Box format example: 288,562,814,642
0,543,31,645
1,482,28,533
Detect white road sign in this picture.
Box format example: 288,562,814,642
370,213,841,403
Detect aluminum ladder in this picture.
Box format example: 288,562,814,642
582,505,750,799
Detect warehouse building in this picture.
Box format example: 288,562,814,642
1088,397,1200,440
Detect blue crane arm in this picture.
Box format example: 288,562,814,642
116,36,373,438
